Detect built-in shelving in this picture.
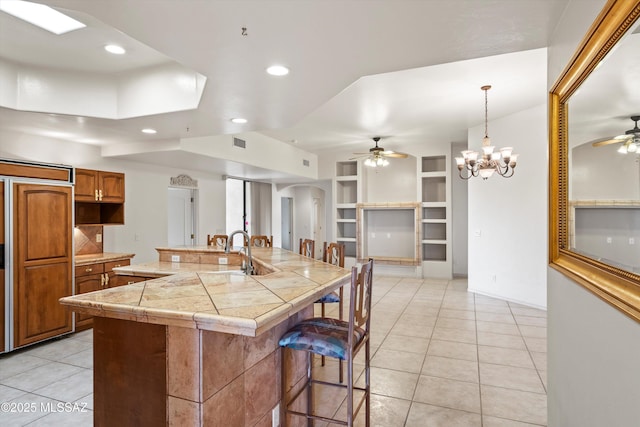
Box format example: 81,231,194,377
332,154,451,277
334,161,359,260
420,155,451,276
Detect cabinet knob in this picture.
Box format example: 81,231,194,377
98,189,103,201
115,264,121,268
85,267,92,272
100,274,106,287
95,189,99,201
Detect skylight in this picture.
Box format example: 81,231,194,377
0,0,86,35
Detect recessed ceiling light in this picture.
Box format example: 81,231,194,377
105,44,126,55
141,128,157,134
231,118,247,124
266,65,289,76
0,0,86,35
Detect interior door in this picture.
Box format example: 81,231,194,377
167,187,195,246
281,197,293,251
312,197,324,257
14,183,73,348
0,182,5,353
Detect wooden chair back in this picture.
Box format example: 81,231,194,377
299,238,315,258
250,235,272,247
323,242,345,267
350,258,374,336
207,234,228,248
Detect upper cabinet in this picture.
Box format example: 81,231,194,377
74,168,125,225
75,169,125,203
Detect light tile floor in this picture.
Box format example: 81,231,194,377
0,276,547,426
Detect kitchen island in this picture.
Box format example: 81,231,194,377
60,246,350,426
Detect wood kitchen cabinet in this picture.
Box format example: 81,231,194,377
74,258,131,330
14,183,73,348
74,168,125,225
75,169,125,203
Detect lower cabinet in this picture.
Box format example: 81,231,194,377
74,258,131,331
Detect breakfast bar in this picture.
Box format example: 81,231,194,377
59,246,351,426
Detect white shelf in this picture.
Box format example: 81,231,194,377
337,237,356,242
337,219,356,223
421,171,447,178
422,219,446,223
336,175,358,181
422,239,446,244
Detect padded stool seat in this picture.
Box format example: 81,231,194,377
279,317,365,360
315,291,341,304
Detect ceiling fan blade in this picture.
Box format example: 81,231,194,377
381,151,409,158
349,154,369,160
592,137,627,147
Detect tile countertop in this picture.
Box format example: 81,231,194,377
75,252,136,266
60,247,351,337
111,261,243,278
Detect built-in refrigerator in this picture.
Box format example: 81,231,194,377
1,159,74,353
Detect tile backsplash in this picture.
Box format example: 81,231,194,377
75,225,103,255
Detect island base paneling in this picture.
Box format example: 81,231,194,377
92,306,313,427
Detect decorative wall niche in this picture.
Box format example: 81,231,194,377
356,202,421,266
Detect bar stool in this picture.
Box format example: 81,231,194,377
250,235,272,247
320,242,345,317
206,234,228,248
299,238,315,258
279,258,373,427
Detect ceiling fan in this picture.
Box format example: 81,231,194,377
592,116,640,153
350,137,409,167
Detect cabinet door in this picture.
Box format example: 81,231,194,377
99,172,125,203
75,273,103,330
105,259,130,288
75,169,98,202
14,183,73,348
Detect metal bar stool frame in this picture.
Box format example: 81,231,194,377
279,258,373,427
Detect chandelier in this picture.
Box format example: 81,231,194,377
455,85,518,179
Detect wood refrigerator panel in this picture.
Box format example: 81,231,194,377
13,183,73,348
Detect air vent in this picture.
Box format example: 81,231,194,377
303,159,310,167
233,137,246,149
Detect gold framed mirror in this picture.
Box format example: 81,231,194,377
549,0,640,321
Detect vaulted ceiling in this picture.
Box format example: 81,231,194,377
0,0,571,180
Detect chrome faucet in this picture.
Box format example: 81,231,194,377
226,230,253,275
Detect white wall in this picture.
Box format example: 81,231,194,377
362,155,417,202
468,104,548,308
548,268,640,426
546,0,640,426
571,141,640,200
451,142,468,277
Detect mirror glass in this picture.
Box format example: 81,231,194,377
567,22,640,274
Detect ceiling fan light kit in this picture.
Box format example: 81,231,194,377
455,85,518,180
352,136,408,168
593,116,640,155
